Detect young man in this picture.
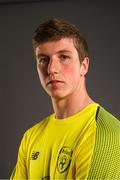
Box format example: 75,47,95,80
10,18,120,179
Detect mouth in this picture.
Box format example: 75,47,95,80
46,80,64,86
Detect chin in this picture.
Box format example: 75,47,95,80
46,90,65,99
49,92,72,101
50,94,64,100
45,87,71,100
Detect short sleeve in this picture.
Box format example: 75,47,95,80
10,132,28,179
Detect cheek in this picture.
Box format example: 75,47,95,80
64,65,80,82
37,67,46,84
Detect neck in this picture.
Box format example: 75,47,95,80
51,85,94,119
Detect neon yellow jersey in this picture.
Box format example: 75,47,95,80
10,103,120,179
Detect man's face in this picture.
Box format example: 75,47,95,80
35,38,89,100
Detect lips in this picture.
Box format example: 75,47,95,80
46,80,64,86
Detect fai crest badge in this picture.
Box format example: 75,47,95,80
57,146,73,173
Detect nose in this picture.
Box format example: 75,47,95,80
47,57,59,75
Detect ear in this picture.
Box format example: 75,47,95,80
80,57,89,76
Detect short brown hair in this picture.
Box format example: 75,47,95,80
32,18,88,63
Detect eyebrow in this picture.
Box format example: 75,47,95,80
36,53,49,58
36,49,72,58
57,50,72,54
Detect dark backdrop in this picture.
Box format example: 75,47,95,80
0,0,120,178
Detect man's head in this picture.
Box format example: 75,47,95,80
32,18,90,100
32,18,88,63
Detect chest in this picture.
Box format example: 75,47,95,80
27,123,83,179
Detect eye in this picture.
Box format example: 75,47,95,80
59,54,70,61
37,56,49,65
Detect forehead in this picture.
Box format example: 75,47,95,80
35,38,76,55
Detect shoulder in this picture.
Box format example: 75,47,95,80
16,114,54,157
88,106,120,178
96,105,120,134
22,114,53,141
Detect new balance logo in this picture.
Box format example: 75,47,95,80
31,151,40,160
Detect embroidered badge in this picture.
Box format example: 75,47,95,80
57,146,73,173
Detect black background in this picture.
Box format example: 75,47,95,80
0,0,120,178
